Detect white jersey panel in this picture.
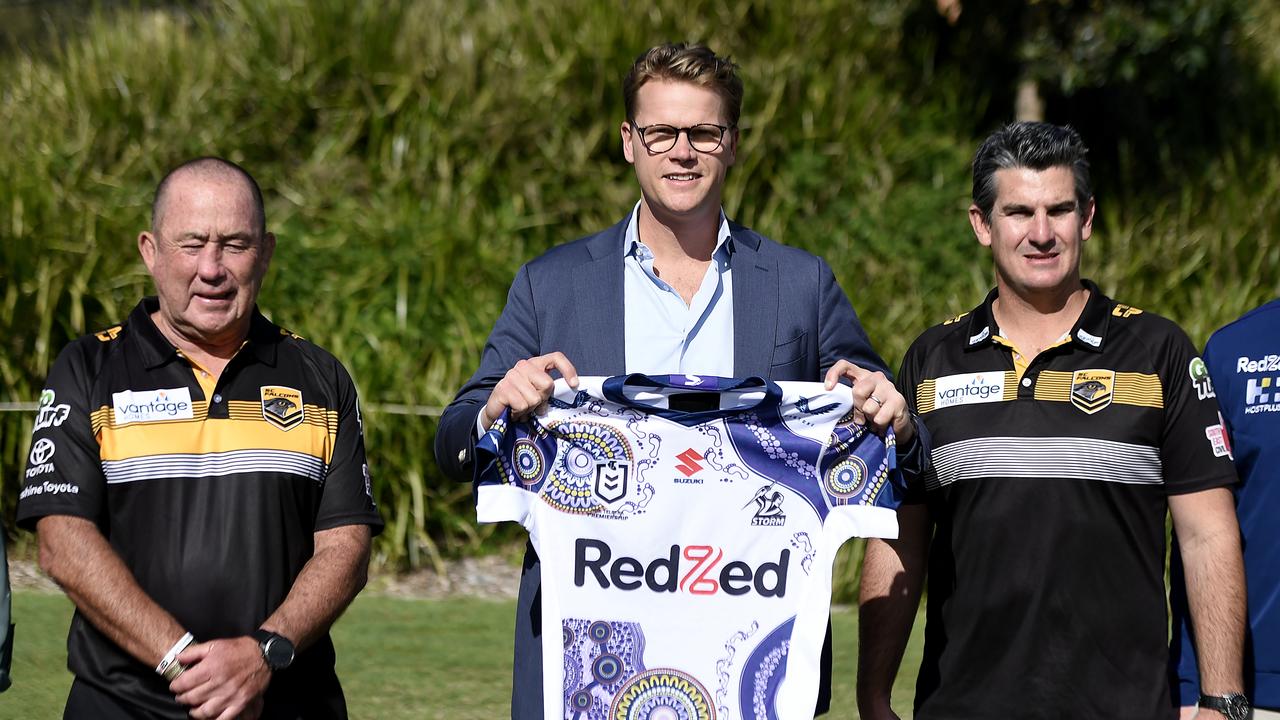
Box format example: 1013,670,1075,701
477,374,904,720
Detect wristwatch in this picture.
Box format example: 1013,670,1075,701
1199,693,1250,720
251,629,296,671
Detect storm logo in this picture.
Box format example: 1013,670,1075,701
261,386,304,430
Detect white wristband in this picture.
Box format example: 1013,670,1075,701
156,632,194,680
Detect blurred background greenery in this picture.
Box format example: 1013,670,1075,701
1,0,1277,598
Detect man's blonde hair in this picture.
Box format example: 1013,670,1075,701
623,43,743,127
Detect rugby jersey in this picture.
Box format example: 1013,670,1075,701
477,374,904,720
900,281,1236,718
1171,298,1280,710
18,297,382,719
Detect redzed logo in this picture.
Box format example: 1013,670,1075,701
574,539,789,597
674,448,705,477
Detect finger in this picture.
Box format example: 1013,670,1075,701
823,360,852,390
541,352,579,388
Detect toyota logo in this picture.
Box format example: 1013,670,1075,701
29,438,55,465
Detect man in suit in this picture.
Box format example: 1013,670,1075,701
435,42,925,717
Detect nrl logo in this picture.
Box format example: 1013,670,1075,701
261,386,304,431
593,459,628,503
1070,370,1114,414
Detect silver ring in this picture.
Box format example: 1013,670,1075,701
869,395,884,407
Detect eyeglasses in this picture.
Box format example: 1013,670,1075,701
631,122,734,154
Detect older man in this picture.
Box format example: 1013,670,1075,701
857,123,1246,719
436,42,926,717
18,157,382,720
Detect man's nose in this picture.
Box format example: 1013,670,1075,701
196,243,227,280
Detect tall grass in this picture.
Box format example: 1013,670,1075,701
2,1,1278,594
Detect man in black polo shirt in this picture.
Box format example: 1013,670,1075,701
856,123,1247,719
17,157,382,719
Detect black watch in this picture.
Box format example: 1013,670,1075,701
1199,693,1250,720
251,629,295,671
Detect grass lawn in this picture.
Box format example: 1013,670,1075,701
5,591,924,718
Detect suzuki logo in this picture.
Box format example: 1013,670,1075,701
674,448,704,477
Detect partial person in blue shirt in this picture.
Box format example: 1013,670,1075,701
435,42,929,718
1172,298,1280,719
1,520,12,692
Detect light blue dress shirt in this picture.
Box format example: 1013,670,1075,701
476,203,736,436
622,202,735,376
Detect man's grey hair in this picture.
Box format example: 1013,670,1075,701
151,156,266,236
972,122,1092,223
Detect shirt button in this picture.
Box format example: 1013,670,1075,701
212,394,223,403
1020,377,1032,388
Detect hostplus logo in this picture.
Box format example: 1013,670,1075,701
1244,376,1280,414
574,538,789,598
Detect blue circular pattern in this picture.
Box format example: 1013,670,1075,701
593,653,623,683
825,455,868,498
542,421,635,514
514,439,544,485
589,620,612,643
571,690,593,711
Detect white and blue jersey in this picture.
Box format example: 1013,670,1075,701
477,374,903,720
1172,299,1280,710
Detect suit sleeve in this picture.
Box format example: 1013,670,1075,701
895,336,932,504
815,257,889,378
435,263,543,482
815,256,931,479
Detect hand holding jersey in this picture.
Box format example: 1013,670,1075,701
477,374,906,718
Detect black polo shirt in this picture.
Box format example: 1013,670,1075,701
18,298,383,719
899,280,1235,719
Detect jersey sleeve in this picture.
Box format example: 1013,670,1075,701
1158,324,1238,495
474,410,545,528
16,341,107,530
315,359,384,534
819,420,904,539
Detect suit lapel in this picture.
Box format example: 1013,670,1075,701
731,226,777,377
575,219,628,375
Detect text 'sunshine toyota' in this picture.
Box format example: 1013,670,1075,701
476,374,905,720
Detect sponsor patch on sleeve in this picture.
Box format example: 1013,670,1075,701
1205,422,1232,459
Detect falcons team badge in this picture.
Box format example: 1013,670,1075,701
261,386,304,431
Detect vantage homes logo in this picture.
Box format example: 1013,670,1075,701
574,538,790,598
112,387,194,425
934,371,1005,410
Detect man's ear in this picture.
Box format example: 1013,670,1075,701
969,205,993,248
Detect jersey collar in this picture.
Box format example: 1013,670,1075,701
964,279,1113,354
128,297,281,369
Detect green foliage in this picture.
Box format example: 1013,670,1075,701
1,0,1279,598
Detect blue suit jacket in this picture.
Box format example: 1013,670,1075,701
435,216,926,717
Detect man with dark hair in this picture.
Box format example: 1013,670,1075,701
436,42,927,717
18,157,382,719
857,122,1247,719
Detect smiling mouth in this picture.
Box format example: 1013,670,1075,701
193,291,235,303
663,173,699,181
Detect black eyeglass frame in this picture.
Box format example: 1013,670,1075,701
629,122,736,154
